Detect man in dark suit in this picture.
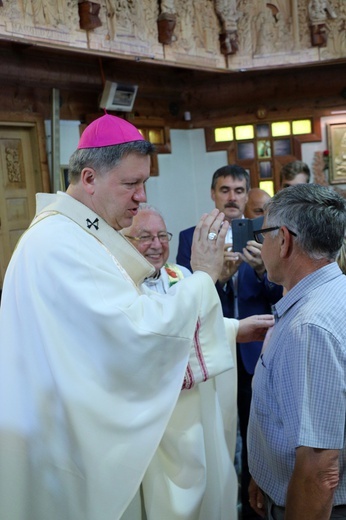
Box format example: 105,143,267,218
176,164,282,520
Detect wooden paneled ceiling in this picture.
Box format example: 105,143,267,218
0,40,345,126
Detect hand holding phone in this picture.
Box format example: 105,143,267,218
231,219,254,252
231,216,264,252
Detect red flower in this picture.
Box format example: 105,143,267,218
165,268,178,278
323,150,329,157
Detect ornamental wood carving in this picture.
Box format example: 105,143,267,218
0,1,345,71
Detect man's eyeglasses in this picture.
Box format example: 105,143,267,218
253,226,297,244
125,232,173,245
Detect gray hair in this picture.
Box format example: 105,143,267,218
265,184,346,261
120,203,167,238
68,141,154,183
137,203,164,219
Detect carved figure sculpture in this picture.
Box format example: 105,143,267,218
308,0,337,24
308,0,338,47
160,0,175,14
214,0,240,55
26,0,65,27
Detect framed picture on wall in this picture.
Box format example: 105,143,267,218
327,123,346,184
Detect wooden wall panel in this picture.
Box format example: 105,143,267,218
0,0,345,127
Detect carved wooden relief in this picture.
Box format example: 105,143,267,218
5,144,23,185
0,1,345,72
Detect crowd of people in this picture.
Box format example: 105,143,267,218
0,113,346,520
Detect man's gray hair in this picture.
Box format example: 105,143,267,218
265,184,346,261
137,203,164,219
68,140,154,183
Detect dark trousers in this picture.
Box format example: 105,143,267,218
237,347,261,520
264,493,346,519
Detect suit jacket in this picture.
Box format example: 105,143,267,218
176,225,283,374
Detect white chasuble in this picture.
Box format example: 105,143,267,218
0,192,234,520
130,267,238,520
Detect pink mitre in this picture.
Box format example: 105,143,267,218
77,113,144,149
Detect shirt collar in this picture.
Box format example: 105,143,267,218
144,269,161,282
273,262,342,320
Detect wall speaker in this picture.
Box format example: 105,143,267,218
99,81,138,112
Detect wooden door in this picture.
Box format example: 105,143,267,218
0,114,50,290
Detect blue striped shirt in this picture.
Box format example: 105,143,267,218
248,262,346,506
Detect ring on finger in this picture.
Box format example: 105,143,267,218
207,232,218,241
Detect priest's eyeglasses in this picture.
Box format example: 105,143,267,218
125,232,173,245
253,226,297,244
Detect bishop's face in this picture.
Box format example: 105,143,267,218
89,154,150,230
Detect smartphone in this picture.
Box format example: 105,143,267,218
232,219,253,252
